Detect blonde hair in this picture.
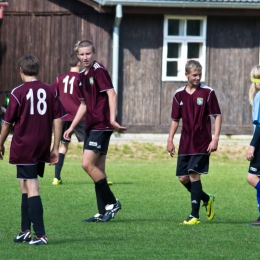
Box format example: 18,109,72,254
74,41,81,53
74,40,95,53
185,60,202,73
249,65,260,105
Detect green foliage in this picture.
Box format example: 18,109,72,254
0,141,258,259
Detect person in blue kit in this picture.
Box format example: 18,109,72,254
246,65,260,225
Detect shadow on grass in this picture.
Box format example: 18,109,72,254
64,182,135,185
48,236,122,245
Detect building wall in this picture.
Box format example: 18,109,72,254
0,0,114,104
1,1,259,134
119,14,260,134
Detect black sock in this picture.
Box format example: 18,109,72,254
55,153,65,180
28,196,45,237
95,178,116,206
201,192,210,204
21,193,31,231
182,181,209,203
95,185,106,215
190,180,202,218
182,181,191,192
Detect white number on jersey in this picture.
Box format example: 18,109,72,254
63,75,75,94
26,88,47,115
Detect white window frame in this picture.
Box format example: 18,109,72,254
162,15,207,82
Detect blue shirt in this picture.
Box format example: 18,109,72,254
253,91,260,126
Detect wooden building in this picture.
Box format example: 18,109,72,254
1,0,260,134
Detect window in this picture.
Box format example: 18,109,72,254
162,16,207,81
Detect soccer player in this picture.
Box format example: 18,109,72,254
246,65,260,225
167,60,222,225
52,53,86,185
64,40,127,222
0,55,66,245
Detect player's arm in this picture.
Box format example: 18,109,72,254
106,89,127,133
0,122,13,160
247,124,260,161
167,120,179,157
50,118,63,165
207,114,222,153
63,100,87,140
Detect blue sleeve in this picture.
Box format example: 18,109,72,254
253,93,260,125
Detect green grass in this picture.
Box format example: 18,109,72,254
0,141,258,259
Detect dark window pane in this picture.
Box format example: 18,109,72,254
168,19,179,35
187,43,200,58
187,20,201,36
167,43,179,58
167,61,178,77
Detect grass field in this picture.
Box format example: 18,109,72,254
1,140,259,260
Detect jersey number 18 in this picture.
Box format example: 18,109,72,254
26,88,47,115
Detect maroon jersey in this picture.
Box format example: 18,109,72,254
171,84,221,155
4,81,67,165
53,71,84,121
78,61,115,132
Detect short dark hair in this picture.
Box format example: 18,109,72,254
69,53,81,67
17,55,39,76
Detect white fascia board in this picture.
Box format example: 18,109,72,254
91,1,260,9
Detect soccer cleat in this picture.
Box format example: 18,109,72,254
82,213,104,222
52,178,62,185
203,194,215,220
102,199,122,222
182,216,201,225
26,236,48,245
13,230,31,243
107,180,113,186
249,216,260,226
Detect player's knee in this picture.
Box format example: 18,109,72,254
179,176,189,184
82,162,93,174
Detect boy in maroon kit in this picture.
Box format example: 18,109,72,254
64,40,127,222
0,55,66,244
52,53,85,185
167,60,222,224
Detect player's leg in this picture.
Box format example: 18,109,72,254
82,131,120,222
13,179,32,243
247,146,260,224
53,142,69,185
75,122,113,185
189,172,202,220
179,176,210,203
247,174,260,223
15,163,48,245
53,121,71,185
176,155,200,224
179,175,214,220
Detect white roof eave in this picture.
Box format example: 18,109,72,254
92,0,260,9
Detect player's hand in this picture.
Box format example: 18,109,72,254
111,122,127,133
167,141,175,157
0,145,5,160
207,139,219,154
50,149,59,165
63,128,73,141
246,145,255,161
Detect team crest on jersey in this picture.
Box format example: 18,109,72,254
197,98,203,105
89,77,94,85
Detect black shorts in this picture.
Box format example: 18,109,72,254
84,130,113,155
248,146,260,176
61,121,85,143
176,154,209,177
17,162,45,180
